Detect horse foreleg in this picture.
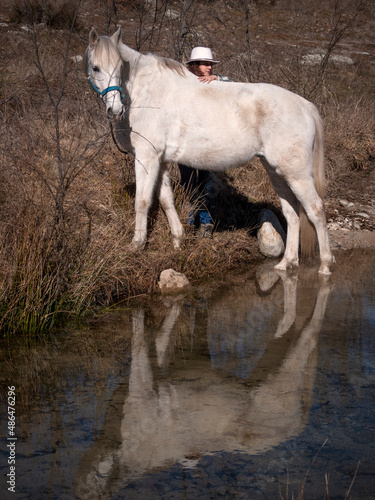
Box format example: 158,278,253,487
157,165,184,249
130,155,160,252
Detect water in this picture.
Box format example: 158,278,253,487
1,250,374,499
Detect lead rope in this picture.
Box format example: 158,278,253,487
109,121,129,155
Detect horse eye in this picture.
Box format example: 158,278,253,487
92,66,100,73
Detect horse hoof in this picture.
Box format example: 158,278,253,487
274,263,287,272
274,259,298,272
129,241,145,253
318,266,332,276
172,238,182,250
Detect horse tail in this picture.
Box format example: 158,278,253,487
300,105,325,260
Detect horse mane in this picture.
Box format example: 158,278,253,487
154,55,188,77
96,36,122,65
86,35,188,79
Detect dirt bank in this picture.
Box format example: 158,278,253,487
329,229,375,251
326,167,375,251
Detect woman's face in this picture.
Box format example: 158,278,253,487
197,62,212,76
189,61,213,77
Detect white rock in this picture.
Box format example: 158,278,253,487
70,55,83,63
158,269,190,293
339,199,350,207
327,222,341,230
257,209,286,258
255,261,280,292
356,212,370,219
301,52,353,66
332,54,354,65
166,8,180,20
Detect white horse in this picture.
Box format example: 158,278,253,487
86,27,334,275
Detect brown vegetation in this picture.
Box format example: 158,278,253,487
0,0,374,335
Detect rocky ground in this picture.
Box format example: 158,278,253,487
325,167,375,251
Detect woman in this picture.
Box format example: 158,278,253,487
178,47,232,238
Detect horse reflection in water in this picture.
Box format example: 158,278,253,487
75,270,331,499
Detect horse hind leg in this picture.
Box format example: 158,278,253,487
261,153,334,275
260,158,300,271
291,179,334,275
275,194,301,271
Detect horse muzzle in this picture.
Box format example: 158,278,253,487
104,90,125,120
106,103,125,121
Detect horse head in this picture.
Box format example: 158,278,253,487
87,27,125,119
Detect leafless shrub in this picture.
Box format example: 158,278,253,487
324,95,375,175
9,0,82,30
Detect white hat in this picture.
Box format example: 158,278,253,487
185,46,219,64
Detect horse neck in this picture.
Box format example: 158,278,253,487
118,42,142,74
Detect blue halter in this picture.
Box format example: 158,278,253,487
87,54,125,100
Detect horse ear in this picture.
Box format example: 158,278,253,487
111,26,122,46
89,28,98,47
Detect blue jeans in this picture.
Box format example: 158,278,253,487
178,165,213,226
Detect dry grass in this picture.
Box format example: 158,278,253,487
0,0,374,335
323,95,375,175
278,438,361,500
